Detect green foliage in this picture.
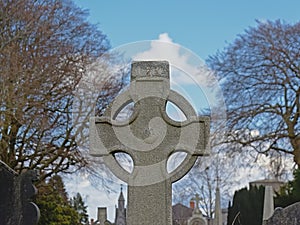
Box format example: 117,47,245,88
36,175,84,225
227,185,264,225
275,169,300,208
70,193,89,225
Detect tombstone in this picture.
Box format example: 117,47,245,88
263,202,300,225
188,194,207,225
90,61,210,225
0,160,40,225
262,185,274,222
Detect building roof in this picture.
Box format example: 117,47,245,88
172,203,193,221
118,190,125,202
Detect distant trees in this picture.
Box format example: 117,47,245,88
37,175,81,225
0,0,125,182
227,185,264,225
275,168,300,207
207,20,300,166
36,175,89,225
70,192,89,225
228,169,300,225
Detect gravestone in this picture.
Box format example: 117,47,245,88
90,61,210,225
262,186,274,222
0,160,40,225
263,202,300,225
188,194,207,225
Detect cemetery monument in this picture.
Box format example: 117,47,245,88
90,61,210,225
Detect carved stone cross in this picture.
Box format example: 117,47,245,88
90,61,210,225
191,194,202,212
189,193,207,225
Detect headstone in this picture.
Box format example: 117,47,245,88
188,194,207,225
0,160,40,225
262,186,274,222
264,202,300,225
90,61,210,225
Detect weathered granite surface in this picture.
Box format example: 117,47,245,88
264,202,300,225
0,160,39,225
90,61,210,225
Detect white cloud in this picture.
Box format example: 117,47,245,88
79,178,91,188
133,33,226,119
133,33,214,87
158,32,173,43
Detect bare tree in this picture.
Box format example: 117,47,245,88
0,0,124,182
172,147,241,219
207,20,300,166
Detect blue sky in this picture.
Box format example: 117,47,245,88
73,0,300,59
69,0,300,221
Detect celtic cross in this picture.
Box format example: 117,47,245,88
90,61,210,225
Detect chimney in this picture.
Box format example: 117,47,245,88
97,207,107,224
190,200,195,209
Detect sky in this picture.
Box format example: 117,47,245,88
68,0,300,221
73,0,300,59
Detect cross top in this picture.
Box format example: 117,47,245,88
90,61,210,186
191,193,203,214
192,193,202,208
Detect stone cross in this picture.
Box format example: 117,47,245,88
191,194,202,213
188,194,207,225
90,61,210,225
